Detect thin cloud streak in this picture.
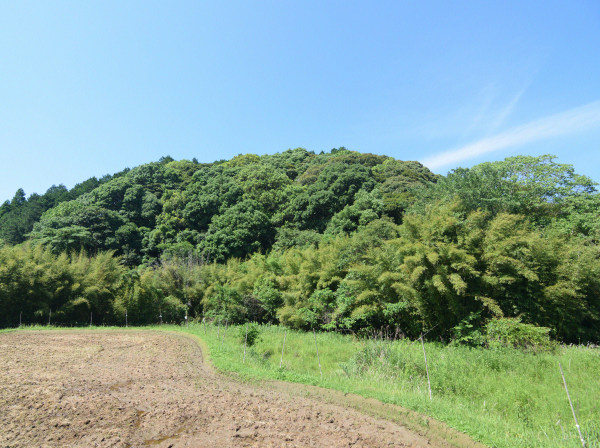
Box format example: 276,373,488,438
488,88,526,133
421,100,600,171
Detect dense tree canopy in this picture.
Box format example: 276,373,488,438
13,148,434,264
1,149,599,344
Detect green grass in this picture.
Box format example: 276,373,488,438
169,322,599,448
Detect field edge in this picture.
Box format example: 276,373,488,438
168,327,488,448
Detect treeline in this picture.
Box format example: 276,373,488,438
1,150,599,343
200,199,600,344
0,244,188,327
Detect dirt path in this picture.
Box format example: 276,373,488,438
0,331,471,447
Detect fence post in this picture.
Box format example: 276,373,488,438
90,312,93,327
221,320,228,348
125,309,128,328
243,324,248,363
421,335,432,400
202,317,206,334
313,328,322,379
280,329,287,368
19,311,22,327
48,309,51,326
559,362,586,447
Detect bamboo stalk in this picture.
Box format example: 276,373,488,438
313,329,322,379
421,335,432,400
280,329,287,368
559,362,586,447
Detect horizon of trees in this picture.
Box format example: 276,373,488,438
1,149,598,344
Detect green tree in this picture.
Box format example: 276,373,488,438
200,200,274,262
414,154,596,224
30,201,127,253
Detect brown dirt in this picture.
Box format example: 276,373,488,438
0,331,480,448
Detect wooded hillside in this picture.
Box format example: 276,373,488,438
1,149,598,343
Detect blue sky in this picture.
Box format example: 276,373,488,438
1,1,599,202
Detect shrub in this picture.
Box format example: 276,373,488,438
451,311,485,347
239,323,261,347
485,317,556,352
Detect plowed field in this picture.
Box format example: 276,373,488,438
0,331,466,447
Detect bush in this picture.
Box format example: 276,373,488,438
451,311,485,347
485,317,556,352
239,323,261,347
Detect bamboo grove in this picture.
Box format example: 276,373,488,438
1,149,599,344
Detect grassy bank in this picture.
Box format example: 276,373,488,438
170,323,599,448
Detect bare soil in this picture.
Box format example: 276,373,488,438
0,331,476,447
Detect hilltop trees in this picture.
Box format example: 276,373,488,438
0,175,117,245
412,155,596,223
0,149,599,343
19,149,434,264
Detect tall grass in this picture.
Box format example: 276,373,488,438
174,323,599,448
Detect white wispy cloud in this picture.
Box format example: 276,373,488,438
421,100,600,171
487,88,526,133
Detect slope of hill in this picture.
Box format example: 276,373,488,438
7,148,437,265
1,150,599,344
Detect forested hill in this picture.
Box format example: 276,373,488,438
0,148,437,265
1,149,600,344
